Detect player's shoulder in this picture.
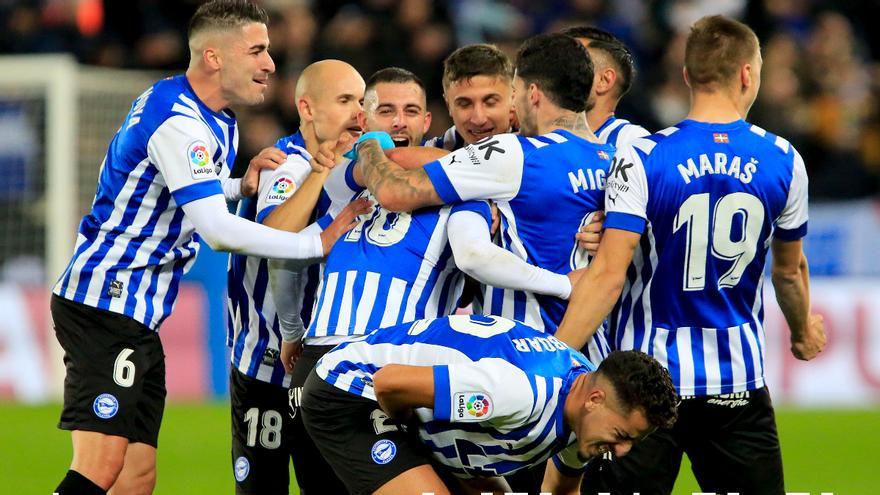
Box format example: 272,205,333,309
273,132,310,158
139,75,227,136
742,123,799,161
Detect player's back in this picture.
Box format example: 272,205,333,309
315,314,593,477
489,131,613,335
54,75,236,330
609,119,807,394
306,193,488,344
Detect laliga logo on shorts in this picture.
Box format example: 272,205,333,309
93,393,119,419
234,456,250,482
466,394,491,418
371,439,397,465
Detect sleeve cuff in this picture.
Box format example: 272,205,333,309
432,365,451,421
171,181,224,207
222,177,243,202
775,222,807,241
424,160,462,203
256,205,278,224
552,454,586,477
605,211,647,234
450,201,492,227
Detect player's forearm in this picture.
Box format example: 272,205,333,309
541,461,581,495
554,265,625,350
263,170,329,232
384,146,450,169
184,195,323,260
373,364,434,421
268,260,306,342
772,261,810,338
356,139,442,212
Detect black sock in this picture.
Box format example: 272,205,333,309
55,469,106,495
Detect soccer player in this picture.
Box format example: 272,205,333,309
300,314,679,495
561,26,650,149
226,59,366,495
426,43,515,150
49,3,361,494
352,33,615,364
553,16,826,495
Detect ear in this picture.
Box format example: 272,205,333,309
297,96,313,122
586,387,606,409
596,67,617,96
356,110,367,131
741,63,752,92
203,47,222,71
682,66,691,89
528,82,541,106
423,111,432,134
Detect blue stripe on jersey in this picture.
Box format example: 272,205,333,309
605,211,646,233
255,205,276,224
424,161,462,203
432,366,452,420
170,180,223,206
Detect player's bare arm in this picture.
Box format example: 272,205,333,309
541,458,583,495
555,228,641,350
356,139,443,212
384,146,450,169
262,168,329,232
771,239,826,360
372,364,435,422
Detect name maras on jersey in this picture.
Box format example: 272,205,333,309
677,153,757,185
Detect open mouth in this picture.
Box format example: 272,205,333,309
346,125,363,137
253,78,268,87
391,136,410,147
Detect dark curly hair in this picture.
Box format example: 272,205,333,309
560,26,637,99
188,0,269,41
596,350,678,429
515,33,593,113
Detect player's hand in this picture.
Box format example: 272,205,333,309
242,146,287,197
319,198,372,255
576,211,605,256
281,339,303,374
310,133,358,173
490,201,501,236
791,313,826,360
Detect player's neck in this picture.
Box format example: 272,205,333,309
299,123,319,156
539,110,600,143
185,69,228,113
686,90,746,124
586,99,615,132
562,373,591,429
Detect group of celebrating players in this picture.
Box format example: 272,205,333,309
49,1,827,495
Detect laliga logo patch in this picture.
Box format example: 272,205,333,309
234,456,250,482
93,393,119,419
266,176,295,204
188,141,214,179
371,439,397,465
455,392,493,421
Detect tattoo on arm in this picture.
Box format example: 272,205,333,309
357,139,440,210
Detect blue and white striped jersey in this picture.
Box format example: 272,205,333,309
54,75,237,331
306,196,491,345
423,131,615,364
595,115,650,149
227,132,360,385
423,125,466,151
604,119,809,396
315,314,594,478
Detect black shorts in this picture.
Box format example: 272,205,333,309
51,294,166,447
581,386,784,495
300,369,430,495
230,367,298,495
289,344,350,495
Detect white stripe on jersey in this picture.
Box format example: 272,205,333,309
353,272,380,334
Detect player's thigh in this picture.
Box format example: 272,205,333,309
52,295,164,443
289,345,349,494
301,371,431,495
685,388,784,495
580,428,682,495
230,368,292,495
373,465,451,495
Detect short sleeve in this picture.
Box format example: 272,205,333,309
774,148,808,240
423,133,524,203
147,115,222,206
604,141,649,234
432,358,533,426
255,153,312,224
551,441,587,476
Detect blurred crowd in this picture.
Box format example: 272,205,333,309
1,0,878,199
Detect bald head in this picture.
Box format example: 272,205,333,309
296,59,363,101
295,59,365,145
